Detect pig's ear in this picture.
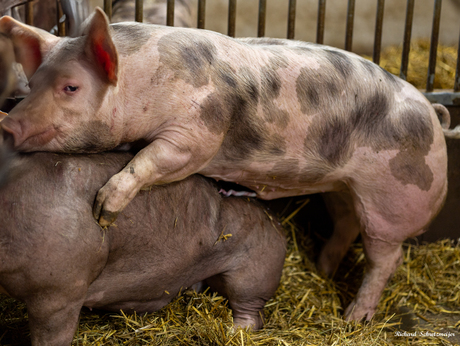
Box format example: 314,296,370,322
0,16,58,79
83,8,118,85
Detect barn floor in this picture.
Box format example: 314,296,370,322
0,202,458,345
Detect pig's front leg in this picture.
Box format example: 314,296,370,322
93,138,216,227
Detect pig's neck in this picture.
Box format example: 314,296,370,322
114,62,165,144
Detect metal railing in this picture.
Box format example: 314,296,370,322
11,0,460,105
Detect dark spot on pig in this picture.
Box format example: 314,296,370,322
266,134,287,156
389,149,433,191
324,50,354,79
381,68,402,91
129,167,135,174
296,67,340,113
158,32,217,88
199,93,230,135
359,58,377,77
267,159,300,181
317,115,353,167
386,100,434,190
111,23,154,56
350,92,390,143
219,72,237,89
261,67,289,128
143,106,148,112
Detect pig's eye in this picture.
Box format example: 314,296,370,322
64,85,79,93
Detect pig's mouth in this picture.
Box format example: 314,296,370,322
19,126,58,151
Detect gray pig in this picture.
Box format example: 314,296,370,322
0,8,449,321
0,149,286,345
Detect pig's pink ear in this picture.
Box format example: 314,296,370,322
83,7,118,85
0,16,58,79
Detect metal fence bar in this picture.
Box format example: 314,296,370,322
228,0,236,37
25,1,33,25
135,0,143,22
197,0,206,29
56,0,65,35
373,0,385,65
345,0,355,51
316,0,326,44
258,0,267,37
167,0,174,26
426,0,442,92
400,0,414,80
454,27,460,92
287,0,296,39
103,0,112,21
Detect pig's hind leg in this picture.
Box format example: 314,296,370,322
343,174,446,321
318,191,361,277
205,239,285,329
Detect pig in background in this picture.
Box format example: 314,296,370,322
0,151,286,345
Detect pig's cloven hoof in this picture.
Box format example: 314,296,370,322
344,300,375,322
93,200,119,227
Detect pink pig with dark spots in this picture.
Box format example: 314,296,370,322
0,8,449,321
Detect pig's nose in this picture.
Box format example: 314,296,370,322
0,117,21,148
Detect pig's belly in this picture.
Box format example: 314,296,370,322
203,169,348,200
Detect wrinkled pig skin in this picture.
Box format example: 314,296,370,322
0,8,449,320
0,151,286,345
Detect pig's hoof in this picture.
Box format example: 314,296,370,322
233,315,262,331
98,210,119,227
93,199,119,227
344,301,375,322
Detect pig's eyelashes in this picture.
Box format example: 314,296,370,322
64,86,79,93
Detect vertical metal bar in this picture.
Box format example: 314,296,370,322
316,0,326,44
56,0,65,36
228,0,236,37
135,0,143,22
426,0,442,92
197,0,206,29
400,0,414,80
373,0,385,65
25,1,34,25
258,0,267,37
287,0,296,39
345,0,355,51
167,0,175,26
103,0,112,21
454,26,460,92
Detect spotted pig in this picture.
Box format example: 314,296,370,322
0,8,449,321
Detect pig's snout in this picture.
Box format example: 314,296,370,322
1,117,22,149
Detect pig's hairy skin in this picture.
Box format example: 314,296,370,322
0,9,448,321
0,151,286,345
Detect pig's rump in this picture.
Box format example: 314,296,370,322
0,151,286,343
